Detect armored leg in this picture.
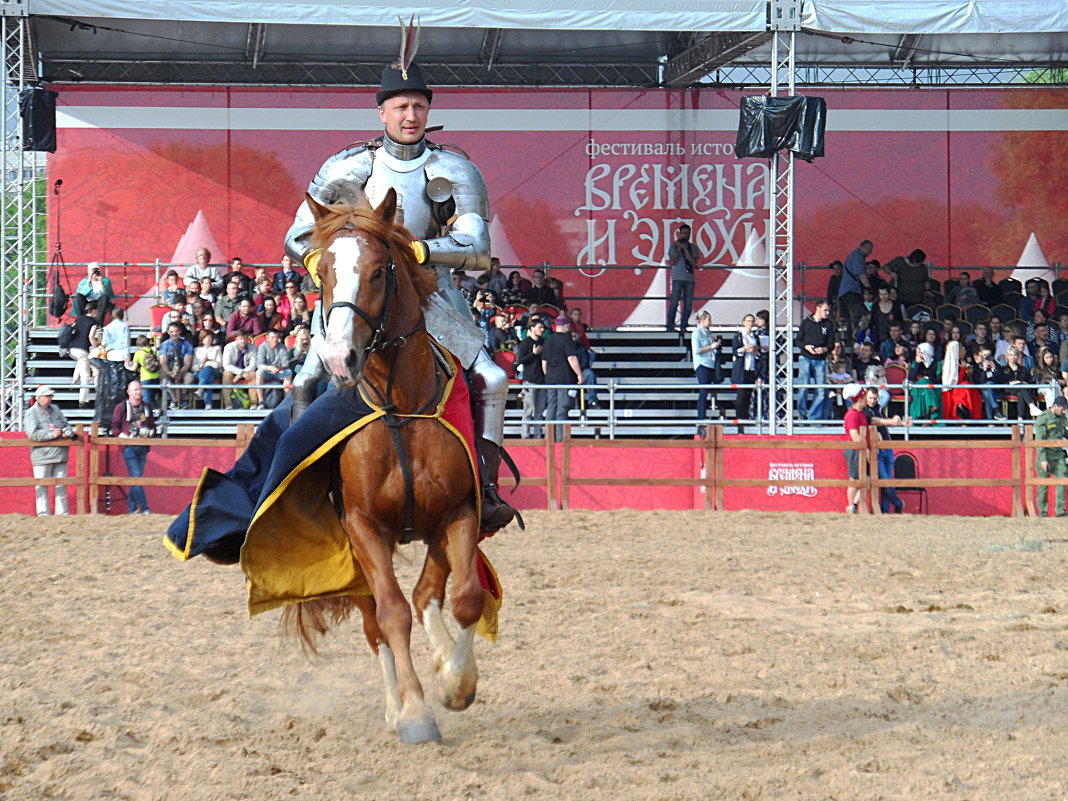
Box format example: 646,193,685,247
468,348,515,533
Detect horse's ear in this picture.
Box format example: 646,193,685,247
305,193,332,222
374,188,398,224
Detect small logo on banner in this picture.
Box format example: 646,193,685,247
767,463,817,497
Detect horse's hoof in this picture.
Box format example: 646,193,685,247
439,687,476,712
397,715,441,744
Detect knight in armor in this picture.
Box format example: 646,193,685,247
283,58,514,533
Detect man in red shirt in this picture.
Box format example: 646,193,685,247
842,383,869,513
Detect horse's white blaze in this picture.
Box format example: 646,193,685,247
377,643,402,730
319,237,363,382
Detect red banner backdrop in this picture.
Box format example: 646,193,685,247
52,86,1068,327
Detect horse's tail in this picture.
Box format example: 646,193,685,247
280,596,356,659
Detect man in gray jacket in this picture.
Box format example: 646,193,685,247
24,385,75,516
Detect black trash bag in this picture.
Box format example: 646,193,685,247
49,268,69,318
93,358,138,434
736,95,826,162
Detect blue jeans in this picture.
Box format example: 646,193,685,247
696,364,717,421
797,356,828,420
878,448,903,513
667,280,694,332
196,366,221,405
979,386,997,418
121,444,149,513
141,378,159,407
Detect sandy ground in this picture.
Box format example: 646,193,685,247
2,510,1068,801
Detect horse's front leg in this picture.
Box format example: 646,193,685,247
416,505,482,711
344,512,439,744
351,594,401,731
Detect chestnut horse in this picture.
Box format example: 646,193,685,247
283,189,484,744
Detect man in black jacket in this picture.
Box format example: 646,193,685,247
797,301,834,420
514,318,548,438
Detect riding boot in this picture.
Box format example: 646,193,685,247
475,438,515,533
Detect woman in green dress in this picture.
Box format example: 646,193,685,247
908,341,941,419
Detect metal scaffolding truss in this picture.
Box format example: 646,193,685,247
711,62,1068,87
0,12,45,432
44,59,660,88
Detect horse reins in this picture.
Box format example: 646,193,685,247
325,241,443,542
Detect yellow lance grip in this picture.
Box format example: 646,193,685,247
304,248,322,287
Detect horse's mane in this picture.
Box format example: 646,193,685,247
309,200,438,306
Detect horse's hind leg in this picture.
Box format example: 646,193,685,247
417,508,482,711
345,515,440,744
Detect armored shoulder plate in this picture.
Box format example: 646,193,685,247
309,142,378,205
423,148,489,220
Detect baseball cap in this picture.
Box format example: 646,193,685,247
1052,396,1068,410
842,383,866,402
35,385,55,398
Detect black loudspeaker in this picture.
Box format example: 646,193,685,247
19,86,58,153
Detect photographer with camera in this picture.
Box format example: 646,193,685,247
666,224,702,337
111,380,156,515
24,385,76,516
73,262,115,324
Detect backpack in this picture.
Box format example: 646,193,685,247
142,348,160,374
49,267,69,318
57,322,74,350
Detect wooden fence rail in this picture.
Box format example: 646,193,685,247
3,423,1066,517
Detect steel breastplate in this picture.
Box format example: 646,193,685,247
364,147,436,241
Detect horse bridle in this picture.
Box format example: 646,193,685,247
323,242,423,355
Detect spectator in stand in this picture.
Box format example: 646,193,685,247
731,313,761,420
921,325,945,363
549,278,567,309
472,290,498,345
853,340,881,376
878,322,909,362
570,319,599,409
288,328,312,373
252,277,274,307
198,312,225,347
192,329,223,410
226,298,264,342
541,315,583,439
989,315,1010,362
940,340,982,420
871,286,905,348
67,300,98,408
73,263,115,321
885,248,928,306
256,329,293,409
842,383,869,513
1027,309,1052,343
1021,279,1055,320
161,270,183,306
886,286,909,322
908,342,941,419
481,257,508,297
1030,321,1054,360
998,344,1040,419
839,240,873,336
131,335,160,407
1032,346,1062,410
24,385,74,516
1033,396,1068,517
692,310,722,431
971,346,1003,420
100,306,131,365
797,300,834,420
221,257,250,296
964,321,991,358
1054,313,1068,357
251,264,269,292
286,295,313,333
160,292,195,336
501,271,526,308
1042,311,1063,350
864,259,888,292
159,322,195,410
974,265,1002,307
272,254,303,294
222,331,261,409
112,380,155,515
884,340,911,371
827,359,855,417
515,317,547,438
214,280,244,327
825,260,843,320
829,340,851,375
276,278,304,324
947,271,980,308
184,278,211,307
257,295,286,333
489,313,518,352
665,224,701,335
188,296,211,326
1012,332,1035,371
185,247,223,295
522,268,562,308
